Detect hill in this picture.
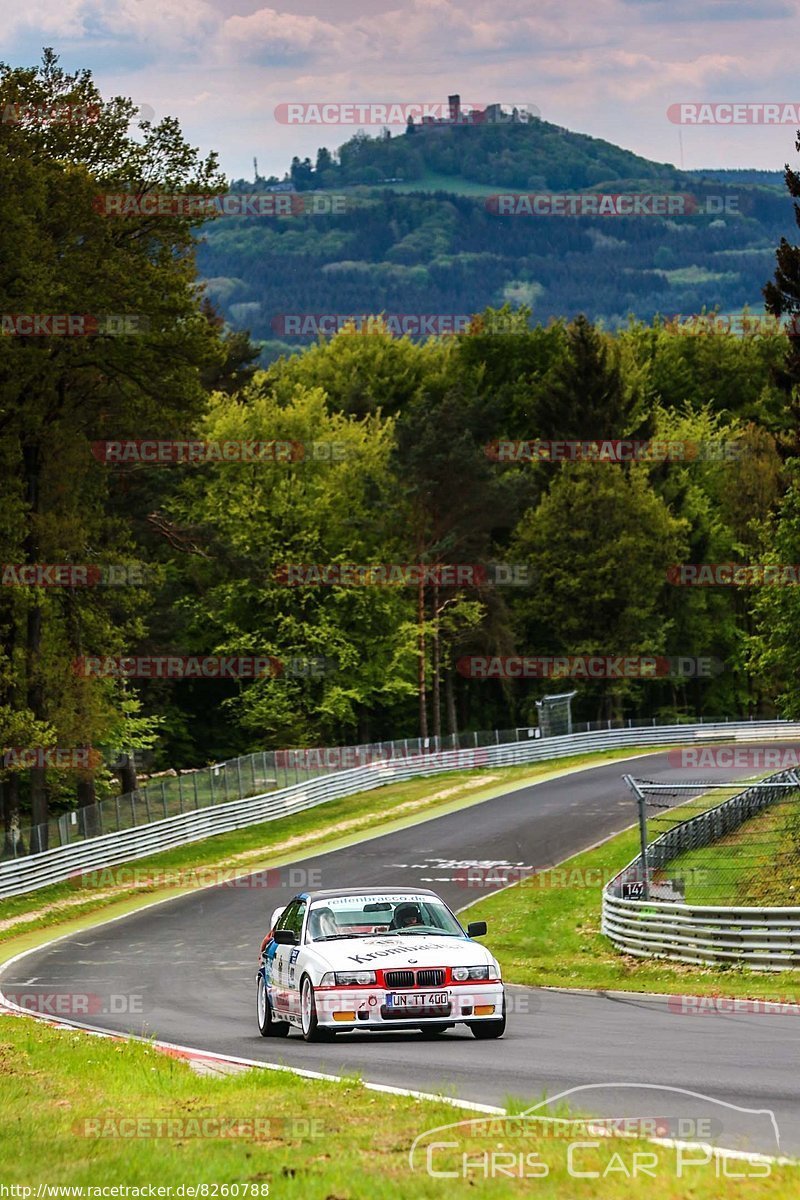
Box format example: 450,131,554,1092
302,110,680,191
198,114,795,359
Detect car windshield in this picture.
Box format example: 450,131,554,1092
306,894,465,941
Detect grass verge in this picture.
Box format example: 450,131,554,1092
0,746,658,951
0,1015,795,1194
465,823,800,999
670,792,800,905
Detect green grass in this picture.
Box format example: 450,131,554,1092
4,745,800,1192
1,1016,796,1194
670,793,800,906
0,746,659,949
465,821,800,999
365,171,502,197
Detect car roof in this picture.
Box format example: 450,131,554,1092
303,887,439,902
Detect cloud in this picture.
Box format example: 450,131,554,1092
2,0,218,68
1,0,89,41
88,0,218,52
219,9,355,65
624,0,796,20
3,0,800,176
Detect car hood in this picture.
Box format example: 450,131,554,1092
310,934,494,971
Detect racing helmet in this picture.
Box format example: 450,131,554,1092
392,902,423,928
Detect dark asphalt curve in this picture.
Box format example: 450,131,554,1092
3,747,800,1157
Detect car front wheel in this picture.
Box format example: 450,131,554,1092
257,972,289,1038
300,975,335,1043
469,996,506,1039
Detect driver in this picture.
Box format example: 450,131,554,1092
392,902,424,929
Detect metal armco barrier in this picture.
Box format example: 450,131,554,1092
603,765,800,970
3,719,800,900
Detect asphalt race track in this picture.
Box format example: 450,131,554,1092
3,747,799,1157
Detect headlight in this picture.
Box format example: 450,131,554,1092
333,971,377,986
452,965,491,981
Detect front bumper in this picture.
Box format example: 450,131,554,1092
313,983,505,1029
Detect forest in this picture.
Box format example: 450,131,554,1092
4,55,800,847
212,114,792,355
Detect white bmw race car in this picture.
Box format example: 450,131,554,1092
256,887,505,1042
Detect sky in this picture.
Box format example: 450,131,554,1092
4,0,800,180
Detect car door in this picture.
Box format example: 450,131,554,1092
269,897,306,1019
285,898,307,1018
267,898,299,1017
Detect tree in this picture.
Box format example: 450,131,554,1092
289,156,314,190
749,461,800,716
531,314,652,441
394,374,513,736
511,464,687,720
263,319,446,420
315,147,333,175
764,133,800,446
645,405,774,717
0,51,227,839
161,384,417,748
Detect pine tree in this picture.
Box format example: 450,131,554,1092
763,136,800,450
532,315,651,442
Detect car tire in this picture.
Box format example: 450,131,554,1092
469,996,506,1039
300,975,335,1043
257,972,290,1038
418,1023,451,1037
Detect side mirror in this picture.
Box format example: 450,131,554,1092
273,928,298,946
467,921,487,938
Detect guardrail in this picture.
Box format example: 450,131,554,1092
3,719,800,900
602,766,800,970
5,726,549,860
5,714,775,860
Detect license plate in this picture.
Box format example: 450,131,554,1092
385,991,448,1007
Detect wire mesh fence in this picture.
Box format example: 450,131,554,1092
1,726,543,860
613,770,800,905
0,713,773,862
